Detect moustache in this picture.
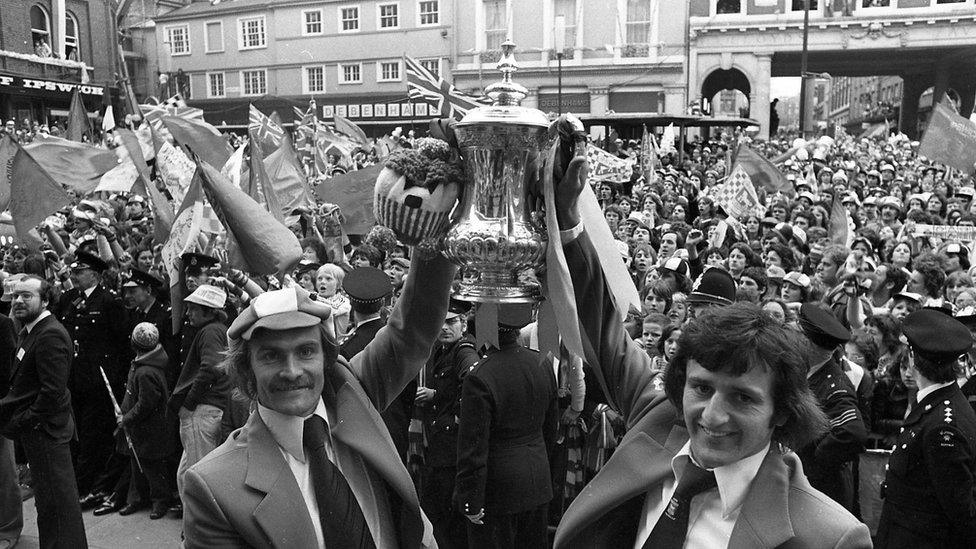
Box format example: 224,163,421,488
269,378,313,392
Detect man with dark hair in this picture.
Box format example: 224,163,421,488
549,138,869,548
182,252,454,548
1,276,87,548
876,309,976,548
736,266,767,304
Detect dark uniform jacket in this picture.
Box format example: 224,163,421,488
340,317,386,360
119,344,177,460
456,341,558,515
877,382,976,549
421,334,478,468
0,314,75,442
59,285,129,396
0,314,15,398
796,358,867,511
170,320,231,412
128,298,177,384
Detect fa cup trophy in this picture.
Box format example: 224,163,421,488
442,41,551,303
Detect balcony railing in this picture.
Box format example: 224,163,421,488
0,49,90,82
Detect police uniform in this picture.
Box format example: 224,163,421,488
124,269,177,384
796,303,868,513
456,303,559,549
58,251,131,498
418,299,478,549
877,310,976,549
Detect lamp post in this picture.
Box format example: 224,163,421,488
555,15,565,114
798,0,811,138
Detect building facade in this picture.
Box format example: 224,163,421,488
450,0,690,128
828,75,903,135
0,0,121,127
153,0,454,133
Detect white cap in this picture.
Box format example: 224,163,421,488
184,284,227,310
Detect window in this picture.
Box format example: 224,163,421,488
166,24,190,56
553,0,576,50
205,21,224,53
340,63,362,84
304,66,325,93
64,12,80,60
485,0,507,50
303,9,323,35
207,72,225,98
339,5,360,32
241,69,267,96
418,0,439,25
420,58,440,78
378,3,400,29
30,5,51,54
239,16,267,50
790,0,818,10
626,0,651,44
378,61,401,82
715,0,741,14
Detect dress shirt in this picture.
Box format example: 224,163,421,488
634,441,770,548
83,286,96,299
916,381,956,403
24,310,52,334
258,398,333,549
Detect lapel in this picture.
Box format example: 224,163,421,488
554,408,687,548
10,315,50,381
903,383,955,427
243,413,319,549
727,449,795,549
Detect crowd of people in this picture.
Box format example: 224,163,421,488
0,108,974,549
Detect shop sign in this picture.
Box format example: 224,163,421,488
0,74,104,96
320,100,435,120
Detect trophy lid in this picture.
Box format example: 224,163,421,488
456,41,550,129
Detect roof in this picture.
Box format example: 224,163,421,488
154,0,289,22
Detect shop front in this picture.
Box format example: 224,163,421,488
0,72,114,129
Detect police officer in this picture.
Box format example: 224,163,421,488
59,251,130,507
876,309,976,548
416,298,478,549
123,269,175,382
456,303,559,549
796,303,868,513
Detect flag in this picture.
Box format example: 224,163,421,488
374,136,400,159
222,144,246,188
161,115,233,171
640,125,657,186
264,134,316,216
313,164,382,234
196,159,302,275
66,88,92,142
248,129,284,223
93,157,139,194
0,136,70,242
162,169,206,333
314,125,357,173
334,114,368,146
22,135,118,194
659,124,677,155
117,128,175,241
248,104,284,156
293,101,317,172
733,143,795,196
585,144,633,184
919,101,976,173
102,105,116,133
829,192,854,248
152,125,196,205
139,94,204,126
710,165,766,221
405,55,490,120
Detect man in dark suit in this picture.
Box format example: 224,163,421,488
876,309,976,548
182,252,455,548
0,310,19,549
0,275,87,548
549,126,870,548
456,303,558,549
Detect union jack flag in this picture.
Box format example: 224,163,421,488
248,104,284,149
139,94,203,126
404,55,489,120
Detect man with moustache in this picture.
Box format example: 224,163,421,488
182,251,454,548
547,120,870,548
0,276,87,548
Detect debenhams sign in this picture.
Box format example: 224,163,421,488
0,74,104,96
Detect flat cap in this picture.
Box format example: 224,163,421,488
343,267,392,307
228,287,333,341
902,309,973,365
799,303,851,349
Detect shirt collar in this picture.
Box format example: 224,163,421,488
258,398,329,463
916,381,956,403
25,310,51,333
83,285,96,298
672,440,770,519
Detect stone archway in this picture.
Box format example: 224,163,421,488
700,68,752,117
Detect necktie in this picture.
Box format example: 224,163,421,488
642,460,717,549
303,416,375,549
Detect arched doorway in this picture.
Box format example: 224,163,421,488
701,68,751,118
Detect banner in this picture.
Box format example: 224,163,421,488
585,144,633,185
910,223,976,243
710,165,765,220
918,102,976,173
313,164,382,234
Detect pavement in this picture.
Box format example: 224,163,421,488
14,499,183,549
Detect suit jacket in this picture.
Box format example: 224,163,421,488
182,254,456,549
553,232,871,548
0,315,75,443
0,314,15,397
